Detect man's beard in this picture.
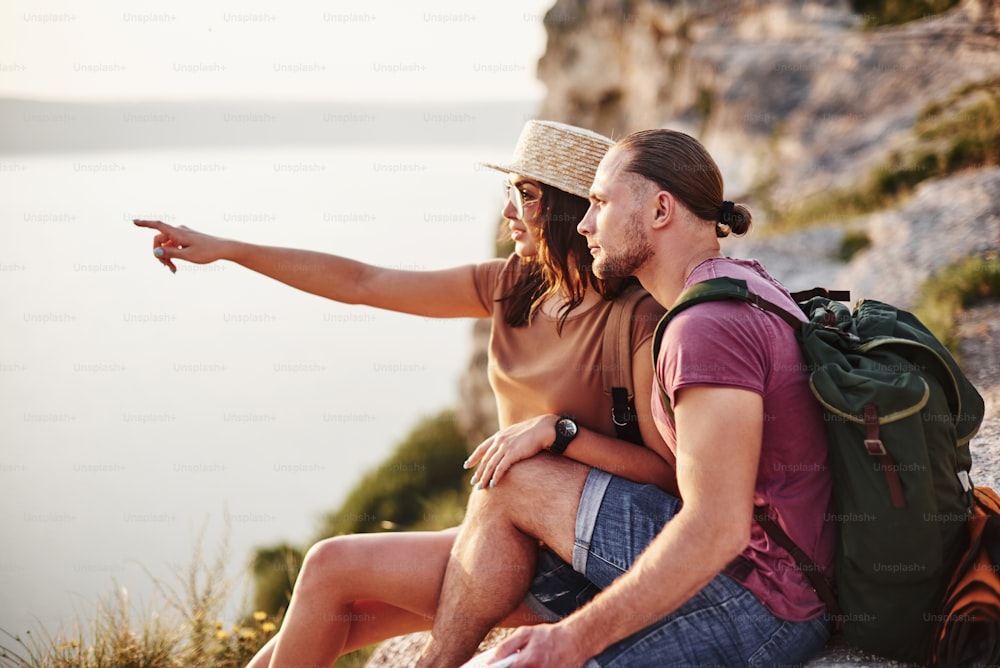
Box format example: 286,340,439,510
593,211,654,279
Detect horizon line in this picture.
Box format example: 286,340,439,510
0,97,544,155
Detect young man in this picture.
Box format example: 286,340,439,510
417,129,834,667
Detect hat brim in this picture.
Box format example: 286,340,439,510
478,160,591,200
478,120,615,200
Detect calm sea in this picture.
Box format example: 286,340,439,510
0,99,534,635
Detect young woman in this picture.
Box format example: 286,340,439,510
135,120,676,667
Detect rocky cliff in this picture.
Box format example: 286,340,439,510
370,1,1000,665
536,0,1000,207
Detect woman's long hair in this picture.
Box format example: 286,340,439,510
500,184,636,333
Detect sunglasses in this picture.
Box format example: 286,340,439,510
505,180,541,220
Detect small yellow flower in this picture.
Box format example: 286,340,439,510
214,620,224,630
216,630,230,641
253,611,267,622
240,629,258,641
261,621,277,634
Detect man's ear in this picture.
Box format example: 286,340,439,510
651,190,676,230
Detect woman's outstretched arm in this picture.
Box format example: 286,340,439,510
134,220,490,319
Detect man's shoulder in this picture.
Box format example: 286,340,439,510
685,258,801,320
689,257,788,291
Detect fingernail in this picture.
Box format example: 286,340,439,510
489,479,496,488
475,482,483,491
462,459,471,470
470,476,477,486
153,248,164,257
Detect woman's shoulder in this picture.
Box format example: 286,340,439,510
630,290,667,344
613,284,666,330
473,254,519,291
596,284,666,350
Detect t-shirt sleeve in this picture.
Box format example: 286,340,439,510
657,301,773,408
471,258,510,316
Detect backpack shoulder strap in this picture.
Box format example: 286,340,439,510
602,283,648,445
650,277,805,410
754,510,842,618
791,287,852,303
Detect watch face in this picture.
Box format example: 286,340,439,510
557,418,577,438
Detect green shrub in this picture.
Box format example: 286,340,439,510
838,229,872,261
913,254,1000,354
851,0,960,27
315,409,470,539
249,543,303,618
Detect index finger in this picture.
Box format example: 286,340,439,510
133,219,172,233
464,436,493,472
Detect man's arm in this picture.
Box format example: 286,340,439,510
494,385,763,666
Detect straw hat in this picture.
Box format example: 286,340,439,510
480,120,614,199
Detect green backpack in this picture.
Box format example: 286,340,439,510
652,277,985,663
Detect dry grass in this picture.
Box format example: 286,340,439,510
0,527,278,668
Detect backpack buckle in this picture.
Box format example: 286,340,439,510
865,438,887,456
863,404,886,455
957,470,972,493
612,405,633,427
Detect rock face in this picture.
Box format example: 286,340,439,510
536,0,1000,208
370,1,1000,666
724,167,1000,312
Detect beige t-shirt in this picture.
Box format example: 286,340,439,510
473,256,665,437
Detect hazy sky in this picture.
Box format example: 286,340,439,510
1,0,553,102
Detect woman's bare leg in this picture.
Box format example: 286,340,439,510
245,527,546,668
261,528,455,667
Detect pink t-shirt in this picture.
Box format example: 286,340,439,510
652,257,835,622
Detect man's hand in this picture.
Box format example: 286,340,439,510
490,622,594,667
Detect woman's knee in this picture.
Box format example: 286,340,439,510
296,529,459,598
297,535,368,590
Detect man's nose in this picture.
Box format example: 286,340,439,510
578,205,595,235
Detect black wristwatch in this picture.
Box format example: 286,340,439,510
550,415,578,455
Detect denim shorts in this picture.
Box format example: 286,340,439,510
528,468,831,667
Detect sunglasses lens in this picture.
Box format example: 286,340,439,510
507,183,524,219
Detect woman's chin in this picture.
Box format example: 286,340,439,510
513,240,537,258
